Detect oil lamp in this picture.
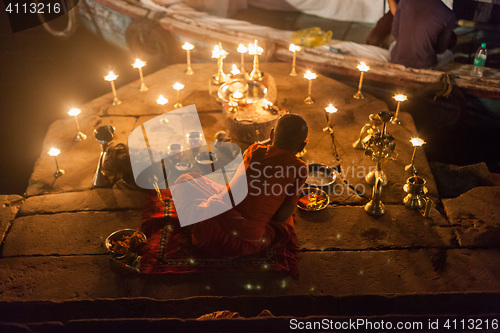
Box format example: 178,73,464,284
230,64,241,78
132,59,148,91
323,104,337,133
403,175,432,217
304,70,317,104
182,42,194,75
68,108,86,141
353,114,382,150
156,95,168,111
48,147,64,178
289,43,301,76
353,62,370,100
261,98,273,111
248,40,263,81
392,94,407,124
364,111,397,186
93,125,115,187
211,43,228,85
405,137,426,174
325,104,337,125
365,177,385,217
229,90,245,105
237,43,247,73
104,71,121,106
173,82,185,109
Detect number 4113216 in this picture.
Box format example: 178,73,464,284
5,2,62,14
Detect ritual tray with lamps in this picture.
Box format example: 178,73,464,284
218,77,285,143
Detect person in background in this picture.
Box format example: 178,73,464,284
390,0,457,69
366,0,399,47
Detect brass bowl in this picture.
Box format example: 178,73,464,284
305,164,337,187
105,229,147,254
297,187,330,211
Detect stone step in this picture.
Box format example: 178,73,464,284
294,205,453,250
1,249,499,302
1,294,499,324
19,189,147,216
2,211,143,257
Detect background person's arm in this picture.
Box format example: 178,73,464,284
435,16,457,53
390,1,401,39
388,0,398,15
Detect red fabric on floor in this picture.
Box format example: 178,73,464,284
139,191,299,276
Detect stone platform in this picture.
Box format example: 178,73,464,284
0,63,499,312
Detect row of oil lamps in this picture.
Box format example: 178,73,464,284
46,39,428,218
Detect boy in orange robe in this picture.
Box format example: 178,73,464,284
173,114,309,257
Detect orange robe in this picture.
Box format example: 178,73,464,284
175,143,307,257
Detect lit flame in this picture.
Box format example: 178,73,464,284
325,104,337,114
104,71,118,81
156,95,168,106
248,40,263,55
262,99,273,108
237,44,248,53
182,42,194,51
394,94,408,102
173,82,185,90
410,137,426,147
132,59,146,69
357,62,370,72
231,64,240,75
48,147,61,157
68,108,81,117
289,43,301,52
232,91,244,99
304,70,317,80
212,44,228,59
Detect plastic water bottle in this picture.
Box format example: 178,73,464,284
472,43,487,77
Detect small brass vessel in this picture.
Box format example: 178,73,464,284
365,177,385,217
403,175,432,218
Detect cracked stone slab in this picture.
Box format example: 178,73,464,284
0,249,498,302
19,189,147,215
2,211,143,257
26,116,138,196
0,195,23,246
292,248,500,296
325,177,366,206
443,186,500,248
430,162,494,198
0,256,119,301
294,205,452,251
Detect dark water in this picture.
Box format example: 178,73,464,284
0,18,153,194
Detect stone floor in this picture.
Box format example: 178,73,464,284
0,63,499,304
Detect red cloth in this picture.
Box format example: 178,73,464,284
185,143,308,256
139,191,299,276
